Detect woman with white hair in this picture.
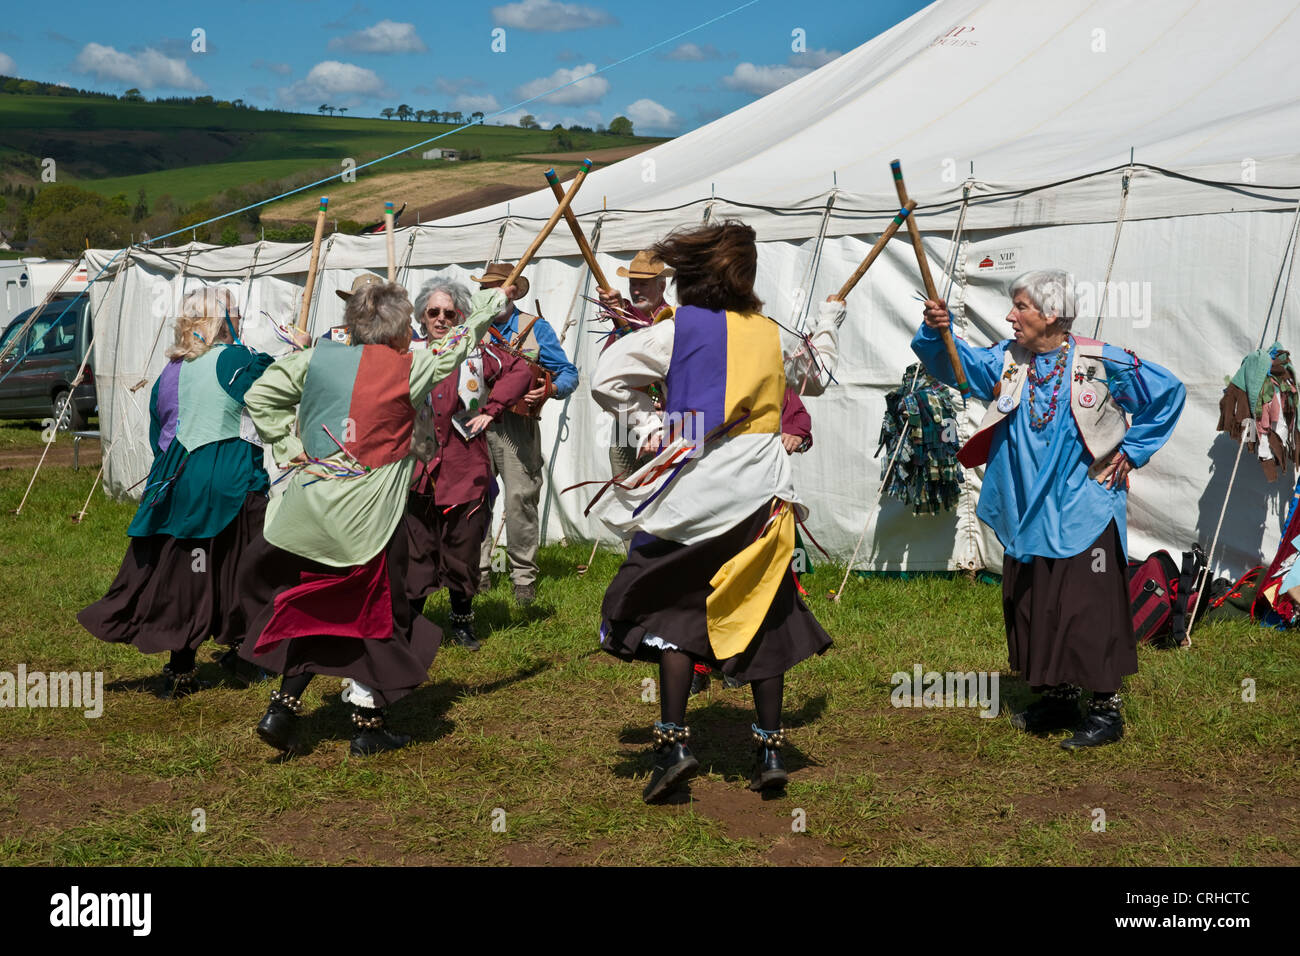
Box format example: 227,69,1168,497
79,287,305,696
914,270,1185,749
403,280,532,651
237,279,512,756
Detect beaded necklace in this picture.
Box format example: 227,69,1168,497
1027,344,1068,431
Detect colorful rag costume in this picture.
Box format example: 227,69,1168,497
1217,344,1299,482
405,341,532,602
79,343,274,657
876,362,963,514
235,289,502,707
912,323,1185,691
591,305,834,682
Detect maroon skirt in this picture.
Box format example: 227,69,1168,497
1002,519,1138,691
78,492,269,656
600,500,832,683
403,491,490,600
237,520,441,708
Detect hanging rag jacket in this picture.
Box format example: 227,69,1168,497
1217,344,1300,482
876,362,964,514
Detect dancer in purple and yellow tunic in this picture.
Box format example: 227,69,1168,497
237,280,511,757
590,220,846,803
914,270,1185,749
79,288,302,697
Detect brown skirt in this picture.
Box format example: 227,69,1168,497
78,492,269,656
237,520,441,708
600,500,832,683
403,491,489,600
1002,519,1137,691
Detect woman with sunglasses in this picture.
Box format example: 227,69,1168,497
403,281,533,651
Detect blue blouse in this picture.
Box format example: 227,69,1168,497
912,323,1185,561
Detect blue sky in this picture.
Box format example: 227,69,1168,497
0,0,932,135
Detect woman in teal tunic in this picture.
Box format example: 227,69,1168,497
78,288,306,697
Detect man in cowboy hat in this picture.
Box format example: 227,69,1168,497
320,272,386,344
474,261,579,605
596,251,675,476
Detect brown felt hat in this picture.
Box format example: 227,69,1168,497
470,262,529,300
335,272,385,301
616,250,673,280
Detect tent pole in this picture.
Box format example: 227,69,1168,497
1091,167,1133,339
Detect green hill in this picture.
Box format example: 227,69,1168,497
0,92,663,207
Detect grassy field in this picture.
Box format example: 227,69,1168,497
0,425,1296,866
1,92,664,206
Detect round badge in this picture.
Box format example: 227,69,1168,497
1079,389,1097,408
996,394,1016,414
466,379,479,391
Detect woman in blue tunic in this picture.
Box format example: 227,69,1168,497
914,270,1185,748
79,288,306,697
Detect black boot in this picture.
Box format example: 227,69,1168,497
688,664,711,697
257,690,303,753
349,706,412,756
748,725,789,792
161,662,206,699
1010,684,1081,733
642,722,699,804
1061,693,1125,750
446,610,481,652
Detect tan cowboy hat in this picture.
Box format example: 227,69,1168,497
616,250,673,280
335,272,385,301
470,261,529,300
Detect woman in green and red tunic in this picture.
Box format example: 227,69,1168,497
238,280,510,757
78,288,297,697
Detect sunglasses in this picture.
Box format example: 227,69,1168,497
424,307,459,320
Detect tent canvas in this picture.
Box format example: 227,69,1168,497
83,0,1300,577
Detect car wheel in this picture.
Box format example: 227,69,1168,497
53,389,85,431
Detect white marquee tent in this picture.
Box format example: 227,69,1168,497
84,0,1300,575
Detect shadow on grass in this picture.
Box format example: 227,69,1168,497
608,693,829,791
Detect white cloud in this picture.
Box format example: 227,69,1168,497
798,48,843,68
624,98,677,133
278,61,385,106
73,43,204,91
0,52,15,75
329,19,427,54
451,93,500,114
492,0,616,32
662,42,725,62
514,62,608,105
721,50,842,97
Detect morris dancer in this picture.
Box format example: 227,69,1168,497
405,280,533,651
914,270,1185,749
238,280,511,756
590,220,846,802
79,288,306,696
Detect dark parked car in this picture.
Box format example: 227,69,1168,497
0,295,96,430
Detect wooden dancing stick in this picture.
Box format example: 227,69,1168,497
384,201,396,281
835,200,916,300
544,167,612,292
296,196,329,334
505,158,592,289
891,159,969,396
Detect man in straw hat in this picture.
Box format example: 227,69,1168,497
473,261,579,606
319,272,386,344
597,251,675,476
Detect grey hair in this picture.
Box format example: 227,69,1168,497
345,281,413,345
413,280,472,320
1010,270,1076,330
